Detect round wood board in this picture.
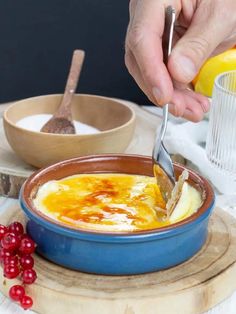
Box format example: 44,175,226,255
1,204,236,314
0,100,185,198
0,101,185,198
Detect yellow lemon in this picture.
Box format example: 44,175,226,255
193,49,236,97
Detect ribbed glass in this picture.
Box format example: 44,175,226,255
206,70,236,176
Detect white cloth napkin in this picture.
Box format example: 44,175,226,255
163,118,236,195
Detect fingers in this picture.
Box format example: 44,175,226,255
125,44,210,122
125,49,156,104
168,0,236,84
184,89,210,113
181,91,207,122
125,0,180,105
168,88,209,122
125,0,216,122
125,41,208,122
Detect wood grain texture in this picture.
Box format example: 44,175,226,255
1,204,236,314
3,95,136,168
0,100,162,198
0,100,185,198
0,103,35,197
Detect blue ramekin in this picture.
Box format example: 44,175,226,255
20,154,215,275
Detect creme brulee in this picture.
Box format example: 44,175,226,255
33,174,202,232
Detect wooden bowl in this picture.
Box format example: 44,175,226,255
3,94,135,168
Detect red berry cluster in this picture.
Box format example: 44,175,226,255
0,221,37,310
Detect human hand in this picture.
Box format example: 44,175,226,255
125,0,236,121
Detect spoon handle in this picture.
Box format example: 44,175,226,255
152,6,175,158
56,50,85,119
152,6,176,201
160,6,175,142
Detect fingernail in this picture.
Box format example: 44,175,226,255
176,56,196,81
152,87,162,104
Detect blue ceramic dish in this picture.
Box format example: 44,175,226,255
20,154,215,275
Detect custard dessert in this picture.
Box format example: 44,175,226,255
33,173,202,232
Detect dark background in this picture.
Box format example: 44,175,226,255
0,0,148,105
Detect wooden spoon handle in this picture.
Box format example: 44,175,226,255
56,50,85,118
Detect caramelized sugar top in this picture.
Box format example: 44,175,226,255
34,173,170,231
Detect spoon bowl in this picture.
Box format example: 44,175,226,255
40,50,85,134
41,117,76,135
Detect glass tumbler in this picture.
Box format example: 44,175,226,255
206,70,236,194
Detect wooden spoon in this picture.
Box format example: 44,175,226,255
40,49,85,134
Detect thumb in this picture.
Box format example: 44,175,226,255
168,3,232,84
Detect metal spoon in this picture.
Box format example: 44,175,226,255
152,6,176,202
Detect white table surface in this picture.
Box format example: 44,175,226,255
1,106,236,314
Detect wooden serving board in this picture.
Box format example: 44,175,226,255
0,101,186,198
0,100,184,198
1,204,236,314
0,101,175,198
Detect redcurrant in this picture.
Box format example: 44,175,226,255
0,224,8,240
1,223,36,309
4,264,20,279
20,295,33,310
20,255,34,270
22,268,37,284
8,222,24,236
9,285,25,301
20,233,29,241
4,255,19,267
19,237,36,255
0,247,13,263
1,232,20,251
